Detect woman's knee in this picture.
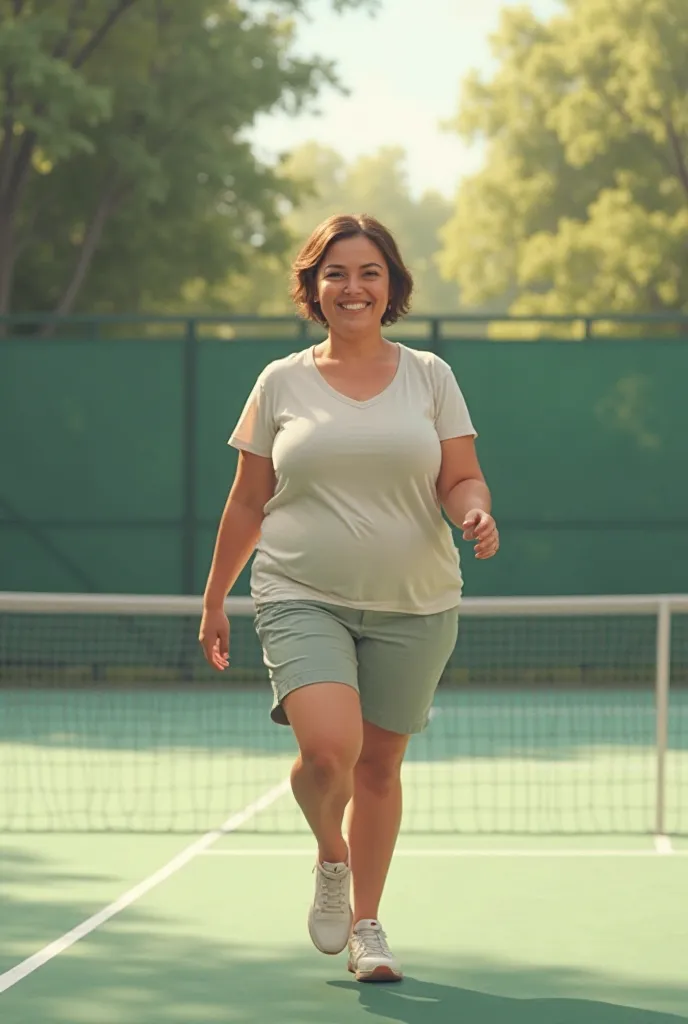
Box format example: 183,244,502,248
298,742,359,785
284,682,363,782
354,755,404,797
354,725,409,797
354,737,409,798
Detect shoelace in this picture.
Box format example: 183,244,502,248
316,868,349,914
354,925,392,958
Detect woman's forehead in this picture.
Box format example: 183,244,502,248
321,235,386,268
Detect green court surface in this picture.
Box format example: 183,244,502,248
2,829,688,1023
2,685,688,1021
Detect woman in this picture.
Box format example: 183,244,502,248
199,213,499,983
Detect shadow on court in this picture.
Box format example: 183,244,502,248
329,977,688,1024
3,904,688,1024
0,846,121,976
5,836,688,1023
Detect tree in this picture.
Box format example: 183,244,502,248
225,141,463,316
0,0,378,316
438,0,688,327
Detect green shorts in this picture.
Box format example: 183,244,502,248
254,600,459,736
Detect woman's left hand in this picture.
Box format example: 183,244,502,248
462,509,500,560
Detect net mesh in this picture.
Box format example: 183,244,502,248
1,593,686,835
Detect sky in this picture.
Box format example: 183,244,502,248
247,0,562,199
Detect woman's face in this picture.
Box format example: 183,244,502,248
315,235,390,332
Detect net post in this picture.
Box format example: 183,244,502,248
655,599,671,839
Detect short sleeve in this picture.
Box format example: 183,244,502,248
433,359,477,441
228,375,276,458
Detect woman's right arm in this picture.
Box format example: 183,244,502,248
199,450,275,670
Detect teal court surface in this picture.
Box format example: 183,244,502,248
2,829,688,1023
2,685,688,1024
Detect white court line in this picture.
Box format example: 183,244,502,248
0,778,291,995
654,834,674,855
200,847,688,859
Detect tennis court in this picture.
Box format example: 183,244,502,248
2,592,688,1022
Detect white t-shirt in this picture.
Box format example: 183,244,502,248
229,343,476,614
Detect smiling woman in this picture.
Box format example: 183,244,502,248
291,213,413,329
198,212,499,986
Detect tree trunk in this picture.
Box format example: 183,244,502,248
0,78,17,319
0,132,39,317
665,116,688,203
0,205,16,321
71,0,139,70
0,0,140,318
46,180,124,327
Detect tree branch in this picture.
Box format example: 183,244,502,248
0,126,37,314
0,216,14,315
5,129,37,206
41,86,212,318
149,91,231,157
52,0,89,61
595,86,680,186
14,197,45,258
0,72,16,198
71,0,140,70
664,114,688,203
646,283,665,314
50,177,126,319
1,0,138,314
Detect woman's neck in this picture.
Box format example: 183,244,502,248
320,328,391,362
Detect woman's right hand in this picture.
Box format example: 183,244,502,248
199,606,230,671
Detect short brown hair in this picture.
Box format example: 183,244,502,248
290,214,414,326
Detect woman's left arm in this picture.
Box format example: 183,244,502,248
436,436,500,560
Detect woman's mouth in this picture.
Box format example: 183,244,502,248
338,302,371,312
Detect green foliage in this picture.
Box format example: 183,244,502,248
225,142,462,316
439,0,688,321
0,0,377,314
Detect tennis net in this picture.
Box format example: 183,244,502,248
1,591,686,835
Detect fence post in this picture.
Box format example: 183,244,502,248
182,319,198,595
655,599,671,839
429,317,441,352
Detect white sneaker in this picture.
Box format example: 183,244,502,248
348,919,403,982
307,860,352,955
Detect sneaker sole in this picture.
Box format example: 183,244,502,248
348,963,403,983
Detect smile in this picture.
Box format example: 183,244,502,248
338,302,371,311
